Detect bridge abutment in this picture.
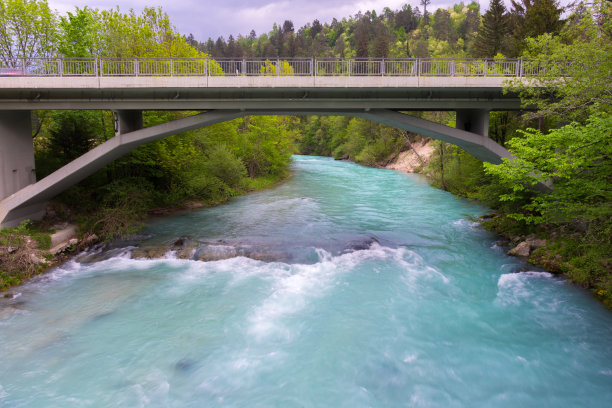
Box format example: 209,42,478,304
456,109,489,137
0,110,44,227
0,111,36,201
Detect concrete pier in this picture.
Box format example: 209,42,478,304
456,109,490,137
0,111,36,201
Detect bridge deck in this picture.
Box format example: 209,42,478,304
0,76,522,110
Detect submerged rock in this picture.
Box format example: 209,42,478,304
175,358,197,372
177,243,199,260
195,245,238,262
131,246,169,259
342,237,379,253
173,237,187,248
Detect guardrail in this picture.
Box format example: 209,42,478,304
0,57,551,77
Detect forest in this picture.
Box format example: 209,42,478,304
0,0,610,307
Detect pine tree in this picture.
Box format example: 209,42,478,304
472,0,509,57
354,21,369,58
508,0,565,55
420,0,431,18
372,24,389,58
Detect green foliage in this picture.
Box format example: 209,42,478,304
58,7,102,57
507,4,612,122
259,59,295,76
509,0,564,54
47,110,108,163
31,232,50,249
98,6,203,59
0,0,57,66
471,0,510,57
483,111,612,225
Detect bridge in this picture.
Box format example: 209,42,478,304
0,57,535,227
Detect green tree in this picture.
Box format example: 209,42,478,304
57,7,102,57
472,0,509,56
48,111,107,162
509,0,565,54
99,6,202,59
508,4,612,122
483,112,612,225
0,0,57,67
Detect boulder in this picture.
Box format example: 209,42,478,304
50,225,78,248
81,234,99,247
526,238,546,249
177,243,199,260
29,253,46,265
507,241,531,257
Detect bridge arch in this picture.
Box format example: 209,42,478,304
0,109,511,227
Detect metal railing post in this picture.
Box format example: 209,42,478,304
57,58,62,76
483,58,488,77
314,58,317,77
381,58,385,76
348,59,351,77
170,59,174,76
277,58,280,76
451,59,455,77
134,59,138,76
242,59,246,75
94,57,98,76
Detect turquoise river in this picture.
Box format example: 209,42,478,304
1,155,611,407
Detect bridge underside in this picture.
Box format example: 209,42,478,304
0,108,509,228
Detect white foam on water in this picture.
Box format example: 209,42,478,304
403,354,418,363
453,218,480,229
35,258,84,283
247,243,448,341
495,271,555,306
128,369,170,408
396,248,450,285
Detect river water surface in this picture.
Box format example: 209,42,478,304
1,155,611,407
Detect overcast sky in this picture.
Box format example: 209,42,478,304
47,1,574,42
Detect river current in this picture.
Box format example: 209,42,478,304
1,155,611,407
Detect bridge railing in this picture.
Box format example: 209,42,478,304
1,57,556,78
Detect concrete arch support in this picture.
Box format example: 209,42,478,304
355,110,510,164
0,110,243,227
243,109,511,164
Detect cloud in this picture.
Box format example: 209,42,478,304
47,0,575,41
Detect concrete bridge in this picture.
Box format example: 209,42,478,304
0,58,532,227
